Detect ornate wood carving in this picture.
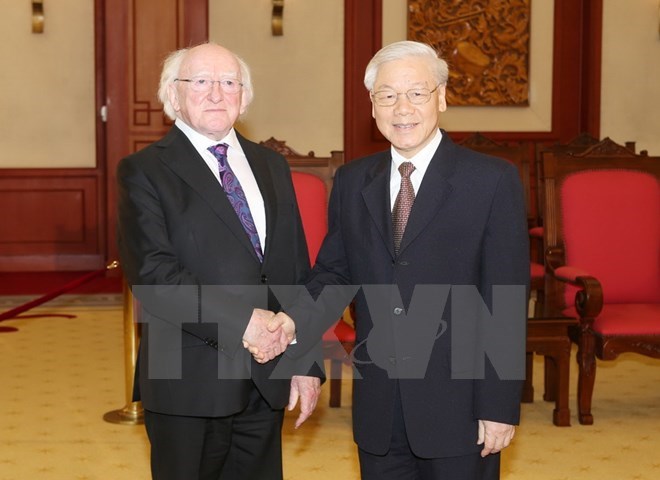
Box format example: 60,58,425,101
458,132,502,148
577,137,637,157
259,137,317,158
564,132,600,148
407,0,530,106
259,137,343,195
601,337,660,360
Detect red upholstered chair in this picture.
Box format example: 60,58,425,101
534,133,636,257
534,133,602,248
542,138,660,424
260,138,354,407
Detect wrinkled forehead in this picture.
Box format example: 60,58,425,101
180,44,241,78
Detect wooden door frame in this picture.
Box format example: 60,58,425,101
102,0,208,265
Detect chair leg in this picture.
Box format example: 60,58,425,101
576,331,596,425
543,355,558,402
329,359,342,408
521,352,534,402
533,288,545,318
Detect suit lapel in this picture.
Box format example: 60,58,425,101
158,127,260,261
397,135,456,255
361,153,396,259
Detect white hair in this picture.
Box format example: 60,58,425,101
363,40,449,91
158,42,254,120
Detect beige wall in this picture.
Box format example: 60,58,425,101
0,0,95,168
601,0,660,154
209,0,344,156
2,1,658,170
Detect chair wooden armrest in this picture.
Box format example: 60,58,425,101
544,246,564,274
573,275,604,321
545,247,604,323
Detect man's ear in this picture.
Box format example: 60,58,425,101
437,84,448,113
167,83,180,113
239,89,249,115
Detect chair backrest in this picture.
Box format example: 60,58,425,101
534,133,602,227
259,137,343,263
458,133,535,226
543,138,660,306
259,137,343,199
291,171,327,264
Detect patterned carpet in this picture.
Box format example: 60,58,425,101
0,298,659,479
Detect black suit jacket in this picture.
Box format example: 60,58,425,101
288,132,530,458
117,126,314,417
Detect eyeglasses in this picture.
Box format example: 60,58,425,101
174,77,243,94
371,84,441,107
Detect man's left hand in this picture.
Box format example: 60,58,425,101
477,419,516,457
288,375,321,429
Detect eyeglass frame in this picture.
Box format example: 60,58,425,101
370,84,442,107
174,77,244,94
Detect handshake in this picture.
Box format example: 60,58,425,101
242,308,296,363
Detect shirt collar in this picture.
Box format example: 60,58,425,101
390,128,443,171
175,118,242,154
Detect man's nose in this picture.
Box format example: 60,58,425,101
208,81,224,100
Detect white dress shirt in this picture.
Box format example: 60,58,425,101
175,119,267,252
389,129,443,211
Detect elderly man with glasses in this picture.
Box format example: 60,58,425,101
267,40,530,480
117,42,321,480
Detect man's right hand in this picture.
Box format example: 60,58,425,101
242,309,295,363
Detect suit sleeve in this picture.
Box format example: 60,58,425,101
284,165,357,358
474,162,530,424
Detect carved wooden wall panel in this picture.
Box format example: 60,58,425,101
408,0,530,106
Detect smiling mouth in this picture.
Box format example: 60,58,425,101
393,123,418,130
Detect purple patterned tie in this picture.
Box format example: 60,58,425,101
392,161,416,255
208,143,264,262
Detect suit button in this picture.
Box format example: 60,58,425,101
398,261,409,266
260,274,268,284
393,307,403,315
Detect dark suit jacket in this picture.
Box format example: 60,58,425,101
288,132,530,458
117,126,313,417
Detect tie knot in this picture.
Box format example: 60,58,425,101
399,161,415,179
208,143,229,163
